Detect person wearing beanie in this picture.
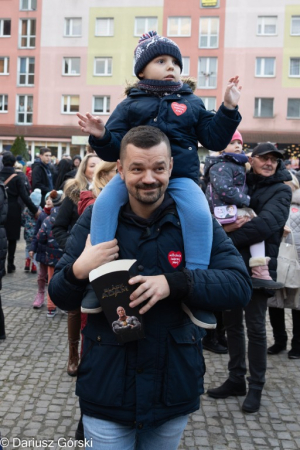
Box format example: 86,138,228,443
33,189,64,317
0,151,40,273
76,29,242,329
21,188,42,273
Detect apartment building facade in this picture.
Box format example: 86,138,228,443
0,0,299,160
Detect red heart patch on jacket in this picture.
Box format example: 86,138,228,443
171,102,187,116
292,207,299,213
168,251,182,268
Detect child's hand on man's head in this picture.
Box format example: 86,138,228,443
77,112,106,139
223,76,242,110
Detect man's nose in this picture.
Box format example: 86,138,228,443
142,170,156,183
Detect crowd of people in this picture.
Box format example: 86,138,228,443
0,30,299,449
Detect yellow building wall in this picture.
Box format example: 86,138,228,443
283,5,300,88
87,7,163,86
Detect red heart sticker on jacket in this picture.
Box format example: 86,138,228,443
168,251,182,268
292,207,299,213
171,102,187,116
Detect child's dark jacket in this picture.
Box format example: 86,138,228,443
89,80,241,184
35,207,63,266
204,153,250,212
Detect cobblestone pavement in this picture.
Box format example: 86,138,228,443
0,238,300,449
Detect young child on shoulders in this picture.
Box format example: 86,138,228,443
21,188,42,274
77,30,243,328
204,131,284,289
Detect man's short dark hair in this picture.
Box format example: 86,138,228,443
120,126,171,161
40,147,51,155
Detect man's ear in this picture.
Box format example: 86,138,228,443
248,156,253,167
169,157,174,175
117,160,124,180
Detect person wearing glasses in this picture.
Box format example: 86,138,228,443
207,142,292,414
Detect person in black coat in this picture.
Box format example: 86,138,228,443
32,147,54,207
0,180,8,340
0,152,39,273
207,143,292,413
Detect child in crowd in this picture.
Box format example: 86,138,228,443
77,31,242,328
204,130,283,289
21,188,42,273
30,190,64,315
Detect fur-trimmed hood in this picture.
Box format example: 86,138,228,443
63,181,81,205
292,188,300,205
124,78,197,96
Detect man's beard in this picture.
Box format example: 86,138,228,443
133,182,164,205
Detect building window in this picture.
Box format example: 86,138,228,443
20,0,37,11
134,17,158,36
64,18,82,37
62,95,79,114
291,16,300,36
167,17,191,37
201,97,216,111
63,57,80,76
199,17,219,48
254,98,274,118
182,57,190,76
257,16,277,35
198,57,217,88
0,19,11,37
19,19,36,48
0,57,9,75
290,58,300,77
287,99,300,119
95,18,114,36
18,57,35,85
93,96,110,114
200,0,219,7
255,57,275,77
94,57,112,76
17,95,33,124
0,94,8,113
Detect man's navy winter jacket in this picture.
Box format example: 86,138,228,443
49,197,252,433
89,81,241,183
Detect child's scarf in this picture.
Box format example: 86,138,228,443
138,79,183,97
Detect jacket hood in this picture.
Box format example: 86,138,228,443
292,188,300,205
203,153,247,177
64,182,81,205
124,77,197,96
247,159,292,186
78,190,95,216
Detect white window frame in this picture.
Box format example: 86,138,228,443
287,99,300,119
20,0,37,11
16,95,33,124
198,57,218,89
0,19,11,37
200,0,219,8
95,18,114,36
64,18,82,37
182,57,190,77
134,17,158,36
0,94,8,113
61,95,80,114
62,57,81,76
92,96,111,115
199,17,219,48
291,16,300,36
201,97,216,111
257,16,277,36
289,58,300,77
167,17,191,37
18,57,35,86
254,98,274,118
0,57,9,75
19,19,36,48
94,57,112,76
255,57,276,77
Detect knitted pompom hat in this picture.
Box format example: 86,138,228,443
49,190,63,206
134,31,182,79
30,188,42,207
231,130,243,145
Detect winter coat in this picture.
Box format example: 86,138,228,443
89,79,241,184
204,153,250,212
228,160,292,280
36,207,63,266
21,207,40,246
49,197,252,433
0,182,8,280
52,182,81,250
0,167,38,240
77,190,95,216
29,208,51,264
31,161,54,207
